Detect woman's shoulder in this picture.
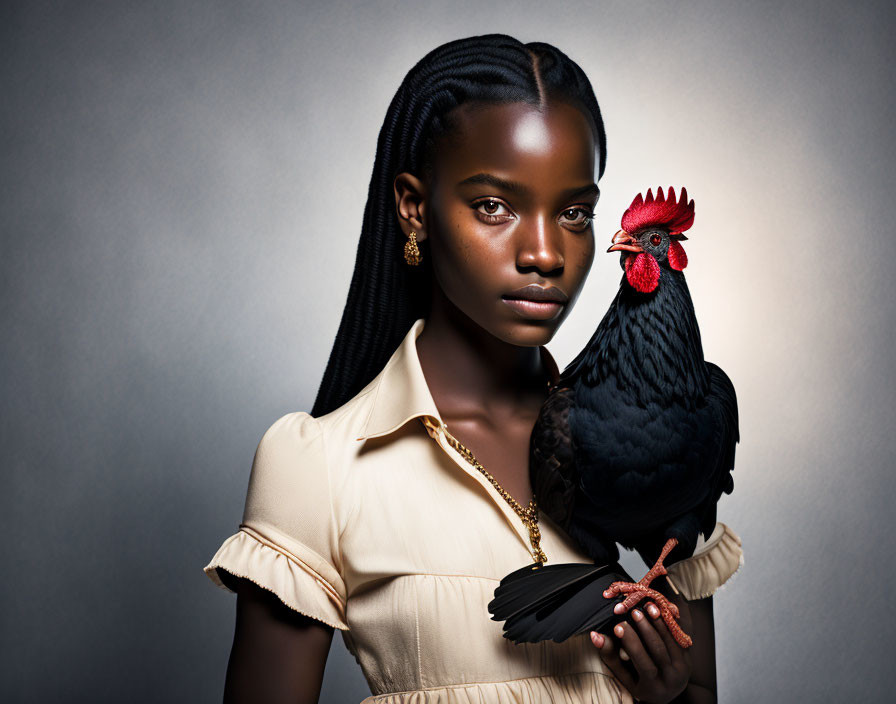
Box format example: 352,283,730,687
258,317,434,475
240,386,384,546
257,375,384,469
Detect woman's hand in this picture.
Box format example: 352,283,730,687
590,592,694,704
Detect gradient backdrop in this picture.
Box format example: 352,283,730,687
3,1,894,702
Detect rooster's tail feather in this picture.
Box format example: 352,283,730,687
487,561,633,644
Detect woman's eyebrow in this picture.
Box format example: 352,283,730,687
565,183,600,200
457,173,531,196
456,173,600,201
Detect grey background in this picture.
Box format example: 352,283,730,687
2,1,894,702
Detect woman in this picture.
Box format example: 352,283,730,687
204,34,743,703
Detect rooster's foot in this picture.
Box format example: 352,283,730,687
602,538,692,648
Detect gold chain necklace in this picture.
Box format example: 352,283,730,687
437,423,548,566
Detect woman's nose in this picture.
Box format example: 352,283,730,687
516,218,564,274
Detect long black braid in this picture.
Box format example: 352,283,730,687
311,34,607,417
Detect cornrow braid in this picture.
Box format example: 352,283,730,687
311,34,606,418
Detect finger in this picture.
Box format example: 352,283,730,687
614,620,659,683
591,630,636,692
631,608,672,668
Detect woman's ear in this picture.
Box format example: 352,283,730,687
393,172,428,242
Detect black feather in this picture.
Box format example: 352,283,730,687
488,561,634,644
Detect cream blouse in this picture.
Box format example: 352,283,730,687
204,317,744,703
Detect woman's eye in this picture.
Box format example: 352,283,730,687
473,198,513,223
561,207,595,229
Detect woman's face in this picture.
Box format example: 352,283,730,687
397,99,599,347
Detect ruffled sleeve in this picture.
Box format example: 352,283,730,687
664,522,743,601
203,412,349,630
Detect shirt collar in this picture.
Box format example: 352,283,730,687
355,317,561,442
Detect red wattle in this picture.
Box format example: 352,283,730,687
625,252,660,293
668,241,688,270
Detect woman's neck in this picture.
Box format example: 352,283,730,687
415,293,549,424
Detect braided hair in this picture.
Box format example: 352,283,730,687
311,34,607,417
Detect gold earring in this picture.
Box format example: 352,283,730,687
404,230,422,266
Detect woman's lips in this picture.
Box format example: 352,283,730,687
502,296,565,320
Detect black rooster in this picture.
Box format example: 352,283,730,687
488,187,738,648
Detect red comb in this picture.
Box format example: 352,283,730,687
620,187,695,235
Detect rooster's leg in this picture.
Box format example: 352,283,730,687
639,537,678,586
604,537,679,603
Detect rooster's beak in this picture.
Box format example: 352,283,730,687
606,229,643,254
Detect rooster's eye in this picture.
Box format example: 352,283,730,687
650,233,662,246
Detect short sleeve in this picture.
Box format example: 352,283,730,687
664,522,743,601
203,412,348,630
